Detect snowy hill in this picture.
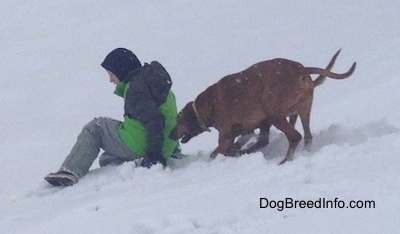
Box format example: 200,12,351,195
1,1,400,233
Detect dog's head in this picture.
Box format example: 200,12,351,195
170,102,209,143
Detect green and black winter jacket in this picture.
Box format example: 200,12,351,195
114,61,179,162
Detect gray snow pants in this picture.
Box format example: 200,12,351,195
59,117,141,178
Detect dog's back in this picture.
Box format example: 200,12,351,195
207,59,314,133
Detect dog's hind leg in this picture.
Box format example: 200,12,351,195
271,117,302,165
240,121,272,154
234,132,254,150
299,111,312,151
289,115,298,127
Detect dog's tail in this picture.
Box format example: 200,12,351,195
305,61,356,80
313,49,342,87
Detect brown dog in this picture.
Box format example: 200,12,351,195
234,49,342,155
170,51,356,164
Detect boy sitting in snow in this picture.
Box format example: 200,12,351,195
45,48,180,186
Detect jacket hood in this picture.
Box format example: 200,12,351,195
101,48,141,81
127,61,172,105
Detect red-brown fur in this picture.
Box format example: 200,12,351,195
235,49,342,155
170,50,356,164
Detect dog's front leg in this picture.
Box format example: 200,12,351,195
210,135,236,158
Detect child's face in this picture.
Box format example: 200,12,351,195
107,70,120,85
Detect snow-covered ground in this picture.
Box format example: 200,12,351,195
1,1,400,233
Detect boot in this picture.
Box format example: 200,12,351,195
44,171,78,186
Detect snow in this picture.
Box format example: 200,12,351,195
1,0,400,233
